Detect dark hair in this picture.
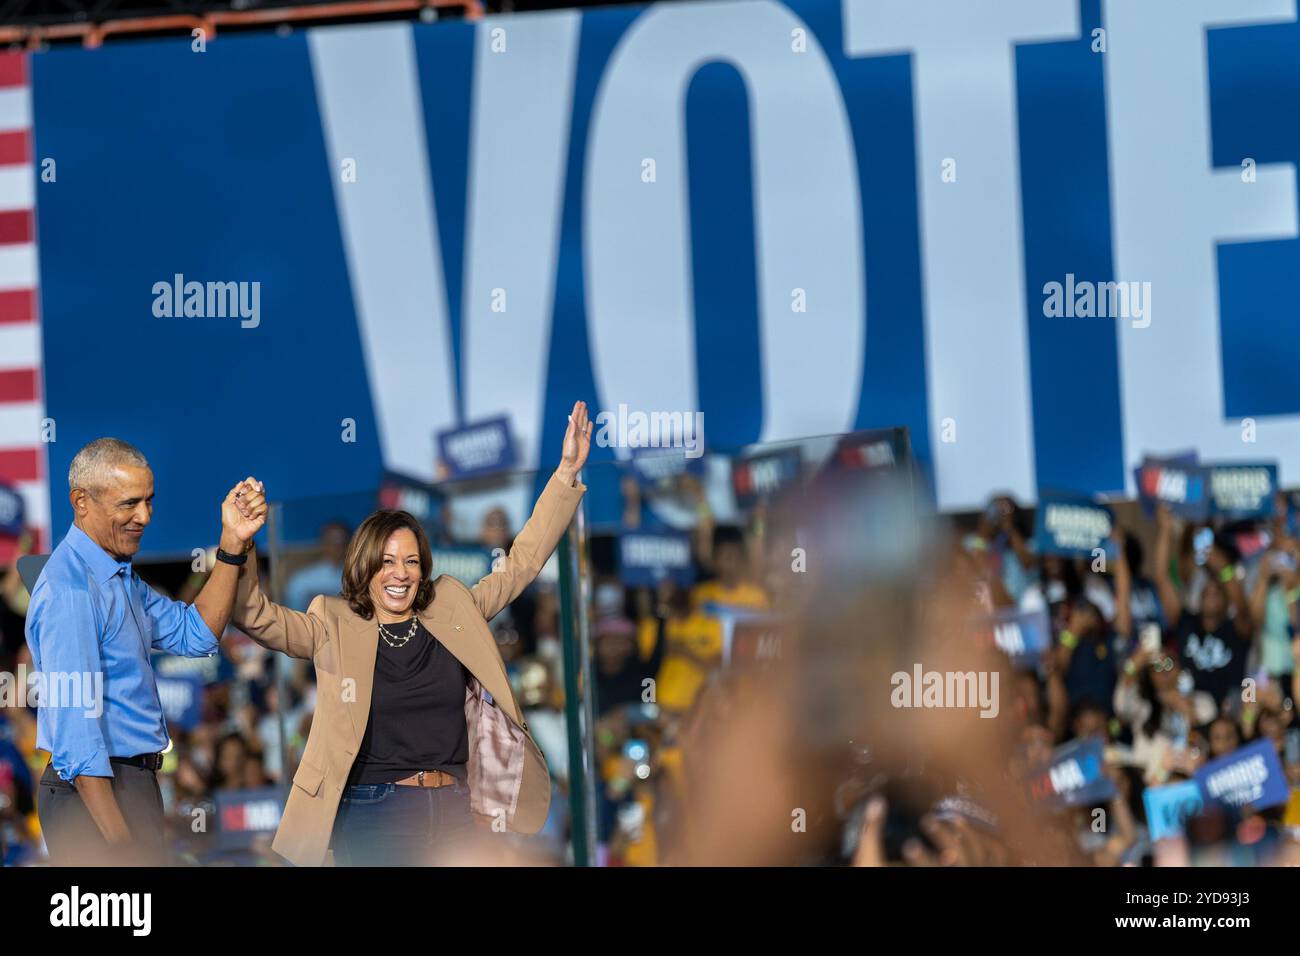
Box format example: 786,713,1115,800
1136,667,1166,739
341,510,435,620
209,732,250,790
713,525,748,553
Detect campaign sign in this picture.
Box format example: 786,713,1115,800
0,482,23,536
1203,462,1277,521
1027,737,1115,811
728,614,789,668
618,532,694,588
153,670,203,731
436,416,517,480
1032,493,1114,560
216,787,284,850
1142,780,1205,841
732,448,802,510
1134,454,1208,521
377,470,444,532
628,446,705,490
819,428,909,477
429,548,493,588
974,605,1050,670
1193,738,1289,811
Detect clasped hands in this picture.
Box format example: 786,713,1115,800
219,476,268,554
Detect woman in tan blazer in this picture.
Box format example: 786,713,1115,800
230,401,591,866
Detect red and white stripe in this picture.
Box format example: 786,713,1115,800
0,51,48,562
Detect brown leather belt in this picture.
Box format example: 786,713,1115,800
393,770,458,789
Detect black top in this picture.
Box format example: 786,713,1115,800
1064,630,1125,714
1173,610,1249,705
347,618,470,786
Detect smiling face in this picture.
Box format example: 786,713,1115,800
368,527,423,623
71,464,154,560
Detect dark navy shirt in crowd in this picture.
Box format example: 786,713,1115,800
1064,631,1125,714
348,618,470,785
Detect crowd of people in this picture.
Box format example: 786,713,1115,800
4,448,1300,866
927,492,1300,866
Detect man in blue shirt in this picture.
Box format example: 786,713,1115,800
26,437,267,864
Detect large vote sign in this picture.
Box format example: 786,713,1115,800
28,0,1300,556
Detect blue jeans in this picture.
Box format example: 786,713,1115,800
330,780,475,867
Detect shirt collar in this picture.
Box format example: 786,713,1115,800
65,523,132,584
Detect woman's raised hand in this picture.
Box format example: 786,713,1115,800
557,400,593,484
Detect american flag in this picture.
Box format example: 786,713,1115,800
0,51,48,564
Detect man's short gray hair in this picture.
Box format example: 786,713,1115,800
68,438,150,493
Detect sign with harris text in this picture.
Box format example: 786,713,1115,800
1203,462,1278,521
437,417,518,481
1033,493,1114,560
1193,738,1289,811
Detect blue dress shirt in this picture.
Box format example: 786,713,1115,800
25,524,219,780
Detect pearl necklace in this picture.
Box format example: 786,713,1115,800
378,617,417,648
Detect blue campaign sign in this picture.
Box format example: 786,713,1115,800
1194,737,1289,811
1142,780,1205,842
429,548,493,587
628,447,706,492
216,786,284,850
0,482,24,536
1032,493,1114,560
437,416,518,480
731,448,802,510
976,605,1050,669
1134,454,1208,521
1203,462,1278,521
618,531,695,588
1027,736,1115,811
153,671,203,731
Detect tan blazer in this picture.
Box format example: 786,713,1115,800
232,470,585,867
